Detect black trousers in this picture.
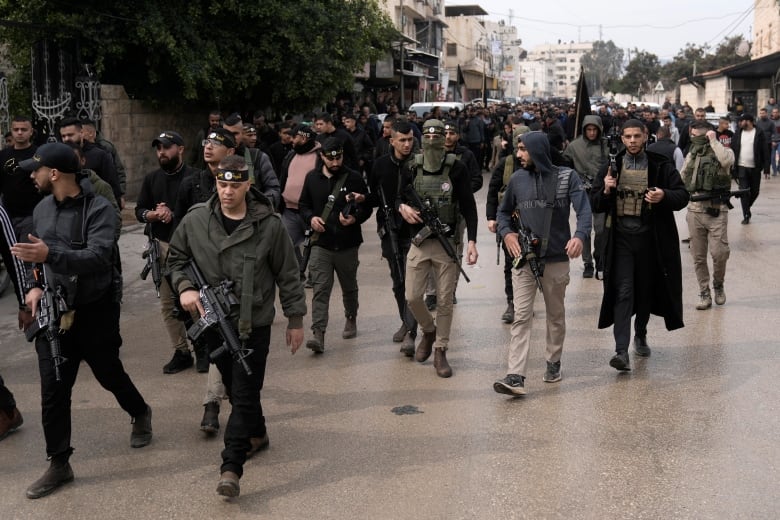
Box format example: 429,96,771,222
380,235,417,337
215,326,271,478
0,374,15,409
36,295,148,458
612,229,652,352
736,166,761,218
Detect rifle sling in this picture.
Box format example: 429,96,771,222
238,253,255,340
311,173,349,245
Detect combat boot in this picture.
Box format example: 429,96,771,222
433,348,452,378
130,405,152,448
501,302,514,324
26,454,74,499
200,402,220,434
216,471,240,497
415,328,436,362
306,330,325,353
342,316,357,339
713,283,726,305
400,332,416,357
696,290,712,310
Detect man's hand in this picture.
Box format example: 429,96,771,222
603,168,617,195
466,241,479,265
11,235,49,263
487,220,497,233
25,287,43,318
310,216,326,233
503,232,521,258
18,307,33,331
287,327,304,354
644,187,665,204
398,203,423,224
565,237,583,259
338,213,357,226
179,289,205,317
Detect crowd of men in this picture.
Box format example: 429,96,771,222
0,93,772,499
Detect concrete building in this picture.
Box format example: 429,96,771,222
752,0,780,59
359,0,448,109
442,4,499,102
517,41,593,100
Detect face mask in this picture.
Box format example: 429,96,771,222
691,135,709,146
422,136,445,172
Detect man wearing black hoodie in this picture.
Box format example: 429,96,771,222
494,131,591,396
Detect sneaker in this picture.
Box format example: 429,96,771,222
634,336,651,357
609,351,631,372
583,263,594,278
501,302,514,324
163,349,193,374
696,290,712,310
713,284,726,305
493,374,526,396
425,294,437,311
543,361,561,383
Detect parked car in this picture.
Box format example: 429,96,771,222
408,101,465,117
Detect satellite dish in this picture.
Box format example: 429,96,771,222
736,40,750,57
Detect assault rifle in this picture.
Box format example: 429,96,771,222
510,210,544,292
183,260,253,375
140,225,162,297
404,185,470,283
25,264,68,381
377,184,405,281
689,188,749,210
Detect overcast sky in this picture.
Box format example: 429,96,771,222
449,0,755,61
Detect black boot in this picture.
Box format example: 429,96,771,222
200,402,220,434
26,454,74,499
130,405,153,448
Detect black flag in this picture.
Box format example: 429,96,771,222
573,66,590,139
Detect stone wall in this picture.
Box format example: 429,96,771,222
100,84,203,201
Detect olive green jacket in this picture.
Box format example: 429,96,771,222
167,188,306,329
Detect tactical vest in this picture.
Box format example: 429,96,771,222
498,156,515,205
616,167,648,217
683,146,730,192
414,153,458,228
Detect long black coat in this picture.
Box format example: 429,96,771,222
590,149,689,331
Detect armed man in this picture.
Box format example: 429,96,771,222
13,143,152,499
398,119,479,378
167,154,306,498
590,120,689,371
135,131,200,373
367,120,418,355
493,131,591,396
682,121,736,310
562,114,608,279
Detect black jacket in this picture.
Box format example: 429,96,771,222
591,149,689,332
298,165,371,251
368,152,414,240
83,142,121,200
732,127,769,172
135,163,194,242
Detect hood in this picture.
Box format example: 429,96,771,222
582,114,603,140
521,131,555,177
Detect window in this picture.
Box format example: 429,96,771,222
446,43,457,56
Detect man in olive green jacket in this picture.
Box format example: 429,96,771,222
167,155,306,498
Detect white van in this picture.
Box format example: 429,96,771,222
407,101,465,118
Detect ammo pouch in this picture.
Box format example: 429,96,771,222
616,167,648,217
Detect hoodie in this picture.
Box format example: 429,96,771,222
562,114,607,181
496,131,592,263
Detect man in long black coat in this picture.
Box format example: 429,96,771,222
590,119,689,371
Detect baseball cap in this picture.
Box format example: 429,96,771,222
18,142,80,174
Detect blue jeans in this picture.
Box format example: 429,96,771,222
772,142,780,174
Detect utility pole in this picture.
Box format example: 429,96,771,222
399,0,405,111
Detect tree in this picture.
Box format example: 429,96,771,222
0,0,396,111
620,50,661,97
580,40,624,95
